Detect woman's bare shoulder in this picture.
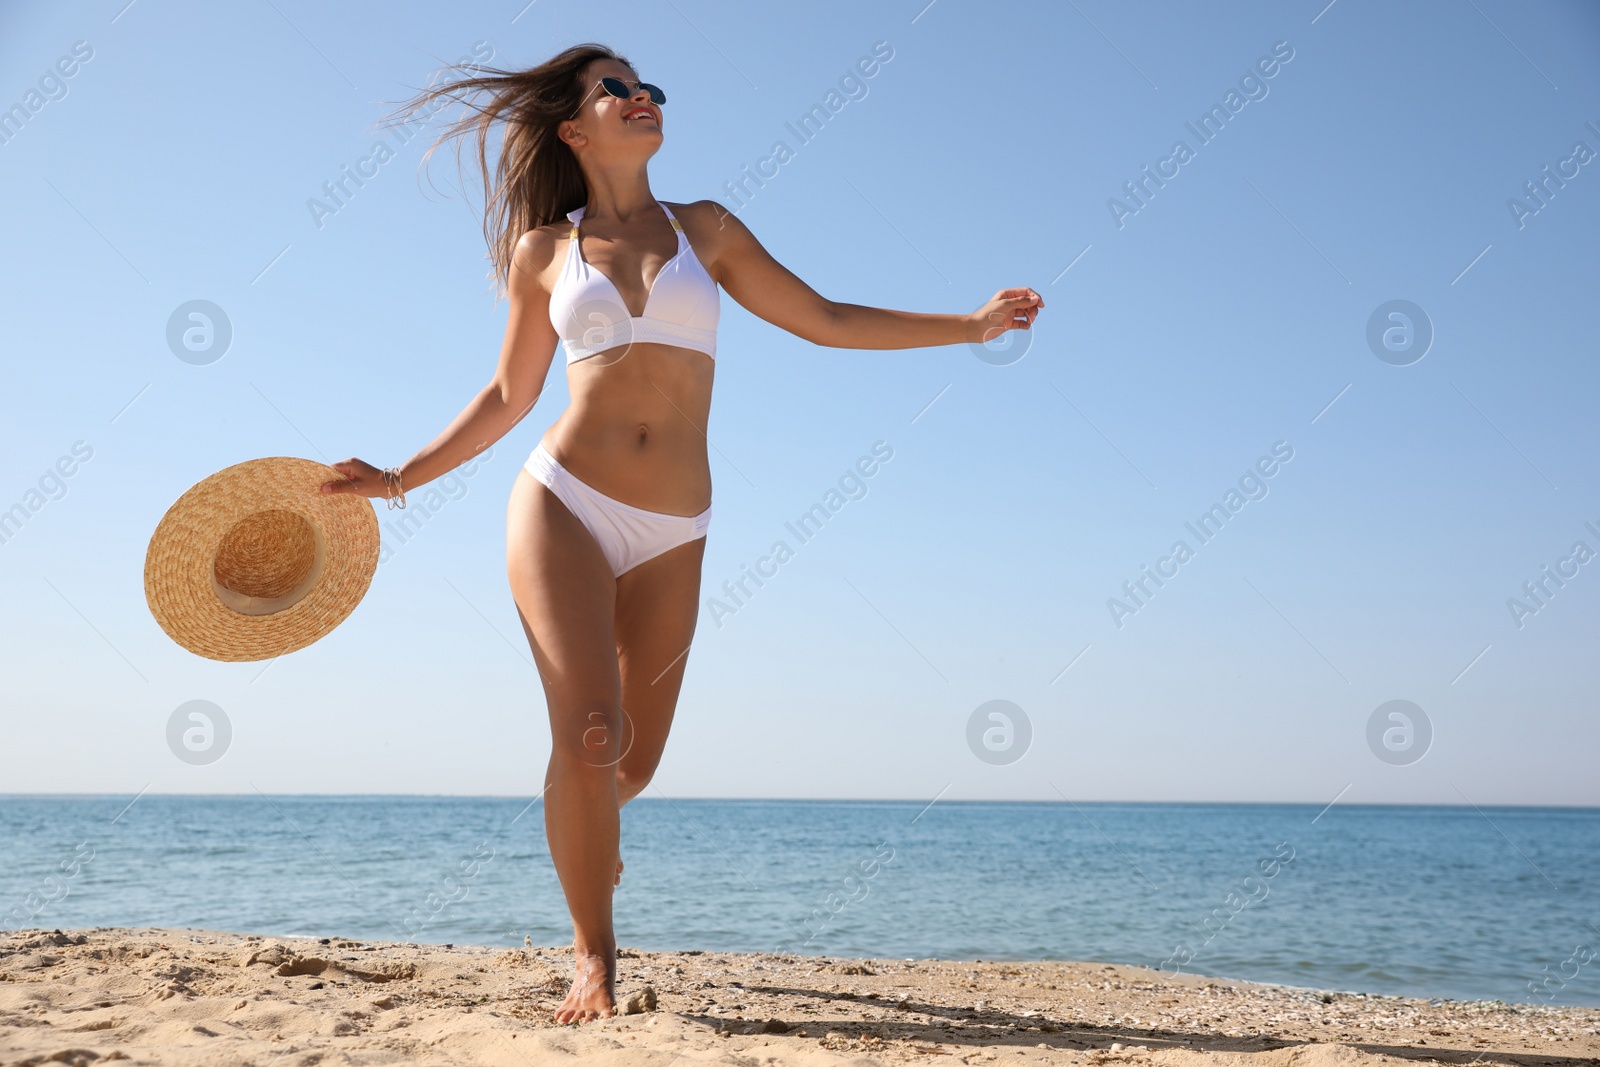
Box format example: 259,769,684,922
509,220,572,293
514,219,572,261
671,199,745,261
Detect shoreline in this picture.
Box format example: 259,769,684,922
249,931,1594,1012
257,934,1593,1012
3,928,1596,1066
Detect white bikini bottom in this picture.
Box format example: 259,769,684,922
523,443,711,577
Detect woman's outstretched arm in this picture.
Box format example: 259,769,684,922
321,229,562,498
702,201,1044,351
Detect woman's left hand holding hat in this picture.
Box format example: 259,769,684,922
321,458,385,498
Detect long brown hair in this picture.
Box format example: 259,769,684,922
385,43,631,298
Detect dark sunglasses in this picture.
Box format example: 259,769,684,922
597,76,666,106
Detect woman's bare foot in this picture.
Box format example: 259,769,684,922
553,950,616,1024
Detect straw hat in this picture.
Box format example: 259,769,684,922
144,457,379,662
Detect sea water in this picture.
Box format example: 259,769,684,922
2,796,1595,1006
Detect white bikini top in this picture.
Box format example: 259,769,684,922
548,200,720,363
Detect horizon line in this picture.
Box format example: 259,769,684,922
1,793,1596,811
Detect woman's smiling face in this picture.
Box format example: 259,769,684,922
564,58,663,157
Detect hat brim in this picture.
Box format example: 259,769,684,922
144,457,379,662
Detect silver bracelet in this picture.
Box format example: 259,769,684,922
380,466,407,510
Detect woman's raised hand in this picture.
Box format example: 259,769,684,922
320,458,387,498
967,288,1044,345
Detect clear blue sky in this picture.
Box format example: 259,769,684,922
2,0,1597,804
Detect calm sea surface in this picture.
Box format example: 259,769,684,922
2,797,1595,1006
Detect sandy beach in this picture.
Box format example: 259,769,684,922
1,928,1594,1067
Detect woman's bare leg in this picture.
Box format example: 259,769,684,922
507,469,624,1024
603,535,706,887
614,534,706,806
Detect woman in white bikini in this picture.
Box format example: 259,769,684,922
321,43,1043,1022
